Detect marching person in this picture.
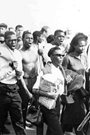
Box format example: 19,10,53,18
0,31,33,135
61,32,88,135
33,46,67,135
20,30,40,128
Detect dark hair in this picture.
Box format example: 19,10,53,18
47,34,54,43
15,25,23,30
0,23,7,28
33,31,42,42
48,46,61,57
0,33,4,38
22,30,32,40
68,32,88,53
54,30,65,36
4,31,15,39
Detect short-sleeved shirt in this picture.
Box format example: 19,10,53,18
0,43,23,84
62,52,87,88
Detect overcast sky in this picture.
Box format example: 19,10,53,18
0,0,90,34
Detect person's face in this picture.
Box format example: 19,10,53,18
0,36,5,44
37,35,43,43
51,49,64,66
5,34,17,50
23,33,33,48
16,27,23,37
74,39,87,54
0,27,7,34
44,28,51,38
55,32,65,45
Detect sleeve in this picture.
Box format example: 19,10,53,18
62,55,70,68
33,71,43,89
15,51,24,79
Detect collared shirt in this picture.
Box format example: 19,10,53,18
62,52,87,88
62,53,86,74
0,43,23,84
33,63,65,95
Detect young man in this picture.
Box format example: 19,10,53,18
0,31,32,135
0,23,7,35
15,25,24,50
52,29,69,54
20,30,39,127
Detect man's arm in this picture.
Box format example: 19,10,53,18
18,76,33,100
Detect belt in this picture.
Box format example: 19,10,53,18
23,75,37,79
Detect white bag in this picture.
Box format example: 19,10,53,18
38,74,59,109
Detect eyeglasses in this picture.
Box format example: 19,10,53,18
0,41,5,43
8,39,17,42
53,54,64,57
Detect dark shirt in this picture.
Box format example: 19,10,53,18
62,52,86,76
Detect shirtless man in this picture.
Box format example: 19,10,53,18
20,30,39,90
20,30,39,127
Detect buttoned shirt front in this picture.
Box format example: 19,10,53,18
0,43,23,84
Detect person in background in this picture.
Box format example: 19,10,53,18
38,26,53,64
15,25,24,50
0,23,7,35
8,27,15,32
52,29,69,54
47,34,54,44
40,26,51,42
15,25,24,38
0,34,5,44
33,30,44,69
0,31,33,135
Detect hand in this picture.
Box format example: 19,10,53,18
28,93,33,99
66,75,73,83
28,93,34,103
47,92,58,99
9,61,18,70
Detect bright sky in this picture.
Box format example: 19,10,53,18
0,0,90,34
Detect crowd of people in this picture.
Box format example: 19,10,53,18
0,22,90,135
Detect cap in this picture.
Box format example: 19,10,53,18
41,26,49,32
0,23,7,28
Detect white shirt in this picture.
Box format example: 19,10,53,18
0,43,23,84
33,64,65,95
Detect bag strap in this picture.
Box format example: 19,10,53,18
59,65,67,95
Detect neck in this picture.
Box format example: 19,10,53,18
52,62,59,68
73,51,81,56
33,40,39,45
23,45,30,50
